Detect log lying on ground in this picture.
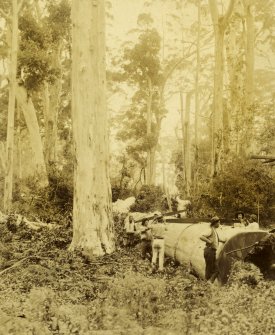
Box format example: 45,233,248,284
164,222,273,284
0,212,57,230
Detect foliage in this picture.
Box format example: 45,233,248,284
12,167,73,223
115,14,165,170
185,157,275,221
18,13,58,91
130,184,164,212
211,157,275,219
0,215,275,334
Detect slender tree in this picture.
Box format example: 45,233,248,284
70,0,115,256
208,0,235,176
3,0,20,211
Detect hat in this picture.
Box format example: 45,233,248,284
210,216,220,225
235,211,244,219
250,214,257,222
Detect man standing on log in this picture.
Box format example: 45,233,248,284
200,216,225,283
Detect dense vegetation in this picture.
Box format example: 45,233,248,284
0,215,274,335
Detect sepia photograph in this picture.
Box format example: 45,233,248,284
0,0,274,334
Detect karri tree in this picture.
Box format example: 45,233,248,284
70,0,115,256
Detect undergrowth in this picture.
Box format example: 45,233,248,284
0,215,274,334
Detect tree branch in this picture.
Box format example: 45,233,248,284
0,8,10,22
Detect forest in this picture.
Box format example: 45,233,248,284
0,0,274,334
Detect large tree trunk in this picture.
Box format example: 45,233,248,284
4,0,18,212
15,84,48,187
70,0,115,257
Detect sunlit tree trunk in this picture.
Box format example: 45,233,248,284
180,91,186,195
70,0,115,257
194,0,201,191
146,76,154,185
44,44,63,170
4,0,18,212
208,0,235,176
242,0,255,153
184,92,192,197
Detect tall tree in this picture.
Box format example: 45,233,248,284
208,0,235,176
3,0,19,212
70,0,115,256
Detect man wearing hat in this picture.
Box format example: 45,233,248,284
200,216,226,283
247,214,259,230
233,211,247,228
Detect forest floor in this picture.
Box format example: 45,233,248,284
0,217,275,335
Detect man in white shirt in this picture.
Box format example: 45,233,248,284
247,214,259,230
200,216,226,283
151,215,167,272
123,215,136,248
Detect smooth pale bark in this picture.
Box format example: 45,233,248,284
146,76,154,185
0,142,6,173
180,91,185,192
208,0,235,176
70,0,115,256
15,84,48,187
4,0,18,212
244,0,254,106
242,0,255,153
44,45,62,169
184,93,192,197
194,0,201,191
15,105,22,180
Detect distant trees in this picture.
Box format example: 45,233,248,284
115,15,164,186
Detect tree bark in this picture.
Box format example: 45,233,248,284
70,0,115,257
180,91,186,195
146,76,153,185
4,0,18,212
194,0,201,191
242,0,255,153
44,44,63,170
184,92,192,197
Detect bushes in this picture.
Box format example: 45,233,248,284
188,157,275,221
130,185,164,212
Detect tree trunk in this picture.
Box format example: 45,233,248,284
180,91,186,195
194,0,201,192
242,0,255,153
146,76,153,185
70,0,115,257
208,0,235,176
44,44,63,170
15,84,48,187
15,105,22,180
4,0,18,212
184,92,192,197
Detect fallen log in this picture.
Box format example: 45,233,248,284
0,212,57,230
164,222,273,284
